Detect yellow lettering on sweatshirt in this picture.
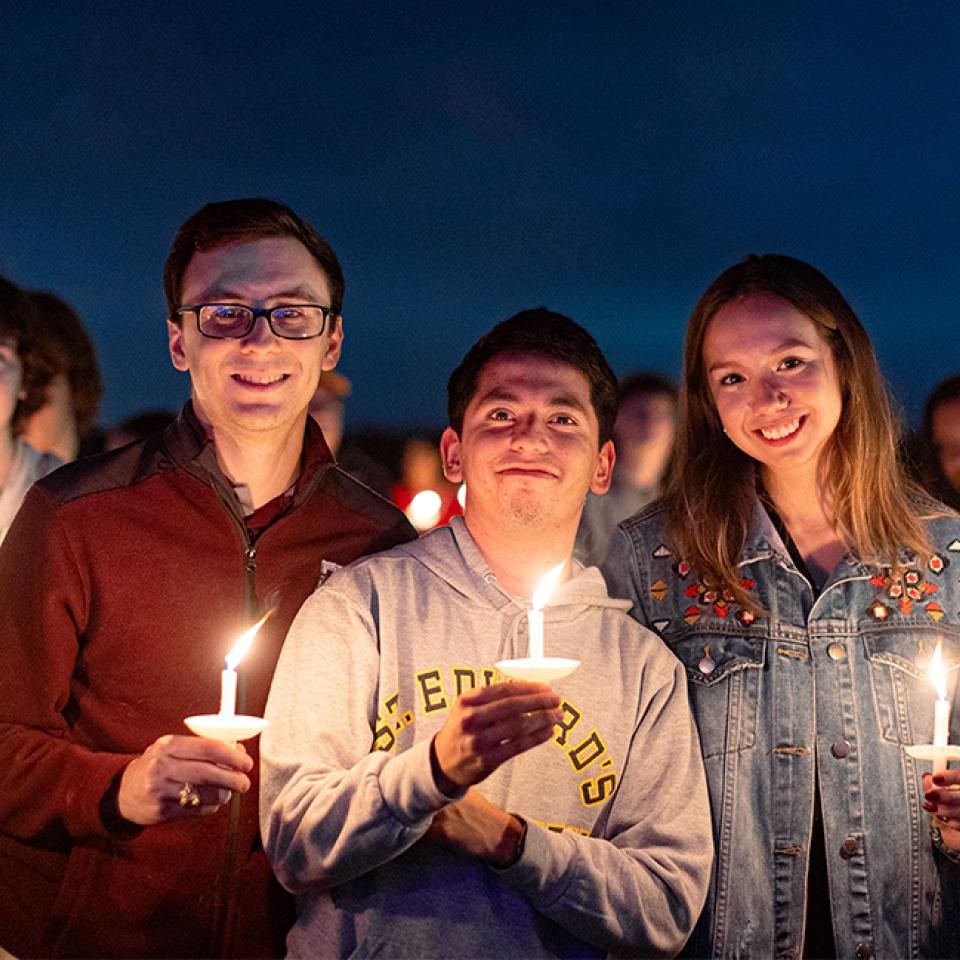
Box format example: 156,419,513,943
373,670,621,809
416,668,448,713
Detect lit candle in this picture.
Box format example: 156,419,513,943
528,563,565,660
931,640,951,773
220,611,271,717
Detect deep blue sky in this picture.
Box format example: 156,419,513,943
1,2,958,430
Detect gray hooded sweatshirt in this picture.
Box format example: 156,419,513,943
262,517,711,958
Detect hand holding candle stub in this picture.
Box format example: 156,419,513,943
918,640,960,848
906,640,960,772
495,563,580,683
432,682,563,791
185,611,273,745
118,734,253,825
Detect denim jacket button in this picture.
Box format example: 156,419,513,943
855,941,874,959
831,739,851,758
827,642,847,661
840,836,859,859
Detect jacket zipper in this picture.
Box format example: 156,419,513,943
211,531,259,957
203,454,330,955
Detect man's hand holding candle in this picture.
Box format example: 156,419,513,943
431,681,562,793
428,682,561,866
118,734,253,825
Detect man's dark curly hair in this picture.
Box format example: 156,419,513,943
447,307,618,446
0,277,57,435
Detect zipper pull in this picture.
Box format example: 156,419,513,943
244,545,257,572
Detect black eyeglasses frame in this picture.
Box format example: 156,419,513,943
175,303,335,340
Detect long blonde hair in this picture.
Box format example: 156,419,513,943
666,254,931,612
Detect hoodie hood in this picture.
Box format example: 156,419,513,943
395,516,631,623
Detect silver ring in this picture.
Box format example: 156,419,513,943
178,782,202,808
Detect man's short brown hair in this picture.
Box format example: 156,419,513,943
163,198,345,323
447,307,618,446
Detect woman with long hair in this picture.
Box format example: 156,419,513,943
604,254,960,958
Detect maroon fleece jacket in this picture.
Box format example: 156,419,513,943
0,404,414,958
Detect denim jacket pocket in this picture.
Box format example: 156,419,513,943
863,627,960,745
670,632,765,759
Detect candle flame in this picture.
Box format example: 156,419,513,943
225,610,272,670
931,640,948,702
532,562,565,612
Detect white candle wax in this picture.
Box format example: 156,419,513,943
932,698,951,773
935,698,951,749
220,667,238,717
528,608,544,660
930,641,950,772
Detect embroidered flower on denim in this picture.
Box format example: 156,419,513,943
682,576,757,621
868,563,941,619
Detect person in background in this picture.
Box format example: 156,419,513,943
105,408,179,451
20,290,103,461
604,254,960,958
919,374,960,512
575,371,677,567
308,370,393,496
0,276,62,543
261,308,711,959
0,198,414,959
391,433,463,532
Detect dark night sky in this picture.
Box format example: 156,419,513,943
2,2,959,431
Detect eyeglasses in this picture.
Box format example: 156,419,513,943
176,303,335,340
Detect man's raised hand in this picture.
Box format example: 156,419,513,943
118,735,253,825
432,681,562,792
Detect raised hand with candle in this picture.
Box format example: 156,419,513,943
919,641,960,850
117,735,253,824
119,613,274,824
431,682,563,794
428,682,563,869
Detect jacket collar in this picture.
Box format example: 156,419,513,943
741,493,879,580
741,497,785,566
161,401,336,503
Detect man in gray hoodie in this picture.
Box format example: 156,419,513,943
261,308,712,958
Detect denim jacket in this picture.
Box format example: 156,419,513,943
603,498,960,960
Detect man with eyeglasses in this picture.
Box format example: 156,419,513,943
0,198,414,959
